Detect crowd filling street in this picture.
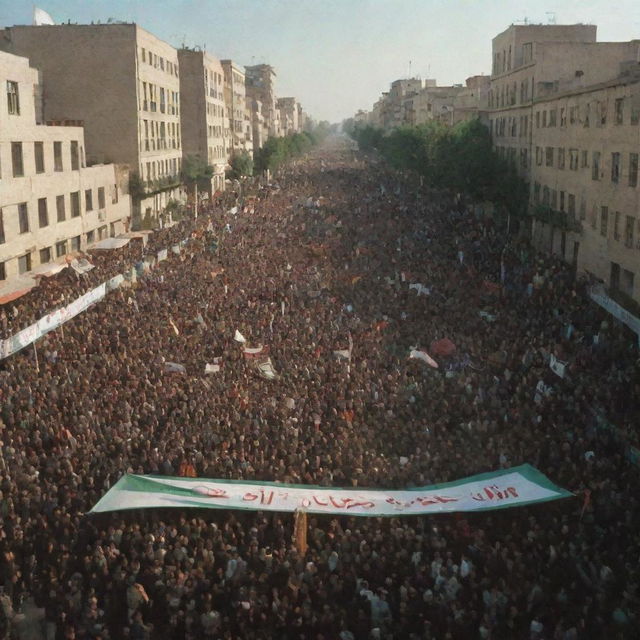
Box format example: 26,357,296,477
0,138,638,639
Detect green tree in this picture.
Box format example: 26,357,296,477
227,151,254,179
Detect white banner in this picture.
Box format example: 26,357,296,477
589,284,640,337
90,464,572,516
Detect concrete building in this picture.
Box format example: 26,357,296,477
0,51,130,283
246,64,278,140
0,23,185,227
276,97,300,136
221,60,253,160
178,49,226,193
489,23,640,303
407,82,463,126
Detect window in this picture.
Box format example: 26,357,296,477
56,195,65,222
584,103,590,127
70,191,80,218
558,148,565,170
545,147,554,167
568,194,576,218
621,269,635,297
70,141,79,170
18,252,31,274
569,106,577,124
611,152,620,183
559,191,565,212
549,109,557,127
625,216,635,248
0,262,5,281
98,186,105,209
71,235,81,252
11,142,23,176
629,153,638,187
34,141,44,173
600,206,609,237
141,47,146,63
85,189,93,211
6,80,19,115
55,240,67,258
536,111,540,128
592,151,601,180
54,141,63,171
112,184,118,204
533,182,541,204
579,200,586,221
569,149,579,171
542,111,547,127
599,101,607,126
18,202,29,233
40,247,51,264
86,230,95,244
560,107,566,127
581,150,588,168
0,209,4,244
38,197,48,228
632,95,640,125
615,98,624,125
614,211,621,240
536,146,542,166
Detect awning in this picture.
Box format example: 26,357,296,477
0,276,37,305
89,237,131,250
30,261,68,278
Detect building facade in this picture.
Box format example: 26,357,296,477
178,49,226,193
246,64,278,141
276,97,300,136
0,23,185,227
0,51,130,283
489,24,640,302
221,60,253,159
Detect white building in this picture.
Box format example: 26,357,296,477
0,51,130,284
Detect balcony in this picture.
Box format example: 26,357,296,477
531,204,583,233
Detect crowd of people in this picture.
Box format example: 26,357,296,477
0,138,638,639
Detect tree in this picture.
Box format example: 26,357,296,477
228,151,253,180
182,154,214,218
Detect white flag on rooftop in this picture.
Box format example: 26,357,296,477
33,7,55,25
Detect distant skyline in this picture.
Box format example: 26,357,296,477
1,1,640,123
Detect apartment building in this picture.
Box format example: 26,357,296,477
221,60,253,159
178,49,226,193
0,23,185,226
0,51,130,283
246,64,278,141
276,97,300,136
489,24,640,302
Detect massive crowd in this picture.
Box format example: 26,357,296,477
0,139,638,639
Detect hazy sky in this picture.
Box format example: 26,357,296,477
1,1,640,123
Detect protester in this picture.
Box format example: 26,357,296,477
0,138,638,639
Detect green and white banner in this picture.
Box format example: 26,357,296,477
90,465,572,517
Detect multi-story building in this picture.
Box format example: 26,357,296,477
0,23,185,227
0,51,130,284
276,97,300,136
178,49,226,193
221,60,253,159
489,23,640,303
246,64,278,140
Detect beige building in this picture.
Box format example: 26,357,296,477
0,23,185,227
246,64,279,141
489,23,640,303
221,60,253,160
277,97,300,136
178,49,226,193
0,51,130,283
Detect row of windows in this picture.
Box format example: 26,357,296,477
0,225,115,280
207,124,224,139
204,68,223,99
534,98,640,129
207,146,226,163
2,140,84,179
140,82,180,116
141,119,181,152
533,183,640,249
143,157,181,183
0,187,114,243
489,77,533,109
140,48,178,77
207,102,224,118
534,147,639,186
